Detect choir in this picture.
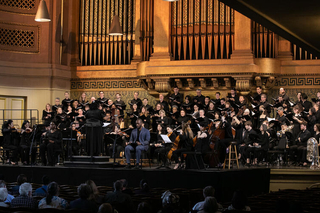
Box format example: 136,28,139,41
2,87,320,168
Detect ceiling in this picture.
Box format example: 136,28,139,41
221,0,320,57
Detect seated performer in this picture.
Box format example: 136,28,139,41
20,120,37,165
154,126,177,166
124,119,150,169
40,121,62,166
107,124,126,158
296,121,312,166
1,120,19,164
172,121,194,170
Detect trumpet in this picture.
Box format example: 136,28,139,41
277,125,294,138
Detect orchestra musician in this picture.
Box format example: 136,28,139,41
1,120,19,164
124,119,150,169
40,121,62,166
42,103,53,126
238,121,257,166
154,125,177,166
195,122,210,155
172,121,194,170
20,120,37,165
107,124,126,158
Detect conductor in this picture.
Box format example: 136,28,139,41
125,119,150,169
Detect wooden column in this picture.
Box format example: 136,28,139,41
231,11,254,60
150,0,170,60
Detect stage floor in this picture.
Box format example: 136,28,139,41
0,163,270,202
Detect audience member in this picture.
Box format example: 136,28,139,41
120,179,133,196
137,201,153,213
98,203,115,213
86,180,104,205
0,188,9,207
192,186,223,212
134,179,150,195
158,190,184,213
69,183,98,213
275,199,303,213
198,197,219,213
38,182,68,209
105,180,133,213
34,175,50,197
0,180,14,203
11,183,38,209
11,174,27,195
227,190,251,211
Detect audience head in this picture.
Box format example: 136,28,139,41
0,188,8,202
19,182,32,197
98,203,113,213
203,196,218,213
77,183,92,200
46,182,60,205
139,179,149,192
0,180,6,188
114,180,123,192
86,180,99,196
203,186,215,198
161,191,180,209
17,174,27,185
137,201,152,213
120,179,128,189
231,190,248,210
42,175,50,186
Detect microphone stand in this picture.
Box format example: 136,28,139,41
29,124,37,183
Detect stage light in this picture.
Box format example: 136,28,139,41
109,15,123,36
35,0,51,22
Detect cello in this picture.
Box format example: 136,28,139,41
167,121,190,160
208,119,225,167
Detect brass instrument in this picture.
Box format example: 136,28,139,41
276,125,294,138
307,137,319,169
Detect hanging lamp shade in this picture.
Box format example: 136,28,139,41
35,0,51,22
109,15,123,36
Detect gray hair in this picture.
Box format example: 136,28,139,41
19,183,32,196
0,188,8,201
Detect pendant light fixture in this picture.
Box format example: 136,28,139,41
35,0,51,22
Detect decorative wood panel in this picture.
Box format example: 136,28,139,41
0,0,37,15
0,22,39,53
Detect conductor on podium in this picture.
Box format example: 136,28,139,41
125,119,150,169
